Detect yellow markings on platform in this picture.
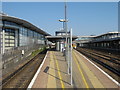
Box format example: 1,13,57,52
74,50,104,88
73,52,89,89
52,51,65,89
47,51,56,88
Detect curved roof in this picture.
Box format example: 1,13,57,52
97,31,119,37
2,14,50,36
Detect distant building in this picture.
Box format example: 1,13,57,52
75,31,120,50
93,32,120,41
74,36,95,47
0,13,50,54
55,30,69,36
46,30,77,51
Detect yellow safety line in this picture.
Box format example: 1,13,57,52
73,51,89,89
52,51,65,89
74,50,104,88
47,51,56,88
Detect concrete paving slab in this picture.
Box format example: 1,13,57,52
30,50,119,89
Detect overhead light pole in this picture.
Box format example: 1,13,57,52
64,1,73,85
64,1,71,76
59,0,73,85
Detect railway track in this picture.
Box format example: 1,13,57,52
79,48,120,68
81,48,120,62
2,50,47,88
76,47,120,82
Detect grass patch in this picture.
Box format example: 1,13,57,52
31,47,46,57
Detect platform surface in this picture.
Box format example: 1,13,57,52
31,50,119,89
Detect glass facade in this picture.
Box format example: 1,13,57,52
19,27,45,46
1,20,46,53
4,28,15,49
19,27,28,46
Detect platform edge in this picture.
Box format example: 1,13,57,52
75,50,120,87
27,51,49,89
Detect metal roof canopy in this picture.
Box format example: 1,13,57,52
46,36,78,43
2,15,50,36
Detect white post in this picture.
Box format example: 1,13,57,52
70,28,73,85
56,41,60,51
2,30,5,54
68,37,70,74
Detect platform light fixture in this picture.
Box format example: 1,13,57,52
59,19,68,31
59,19,68,22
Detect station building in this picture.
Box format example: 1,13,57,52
0,13,50,54
89,32,120,49
46,30,77,52
75,32,120,51
74,35,95,47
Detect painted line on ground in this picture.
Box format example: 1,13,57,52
73,51,104,88
75,50,120,86
47,51,56,88
73,52,89,89
53,51,65,89
27,51,48,89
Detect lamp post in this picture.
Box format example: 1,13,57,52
59,1,70,75
59,1,73,85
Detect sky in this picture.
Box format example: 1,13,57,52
1,0,120,2
2,2,118,36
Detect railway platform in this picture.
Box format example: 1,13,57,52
28,50,119,89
